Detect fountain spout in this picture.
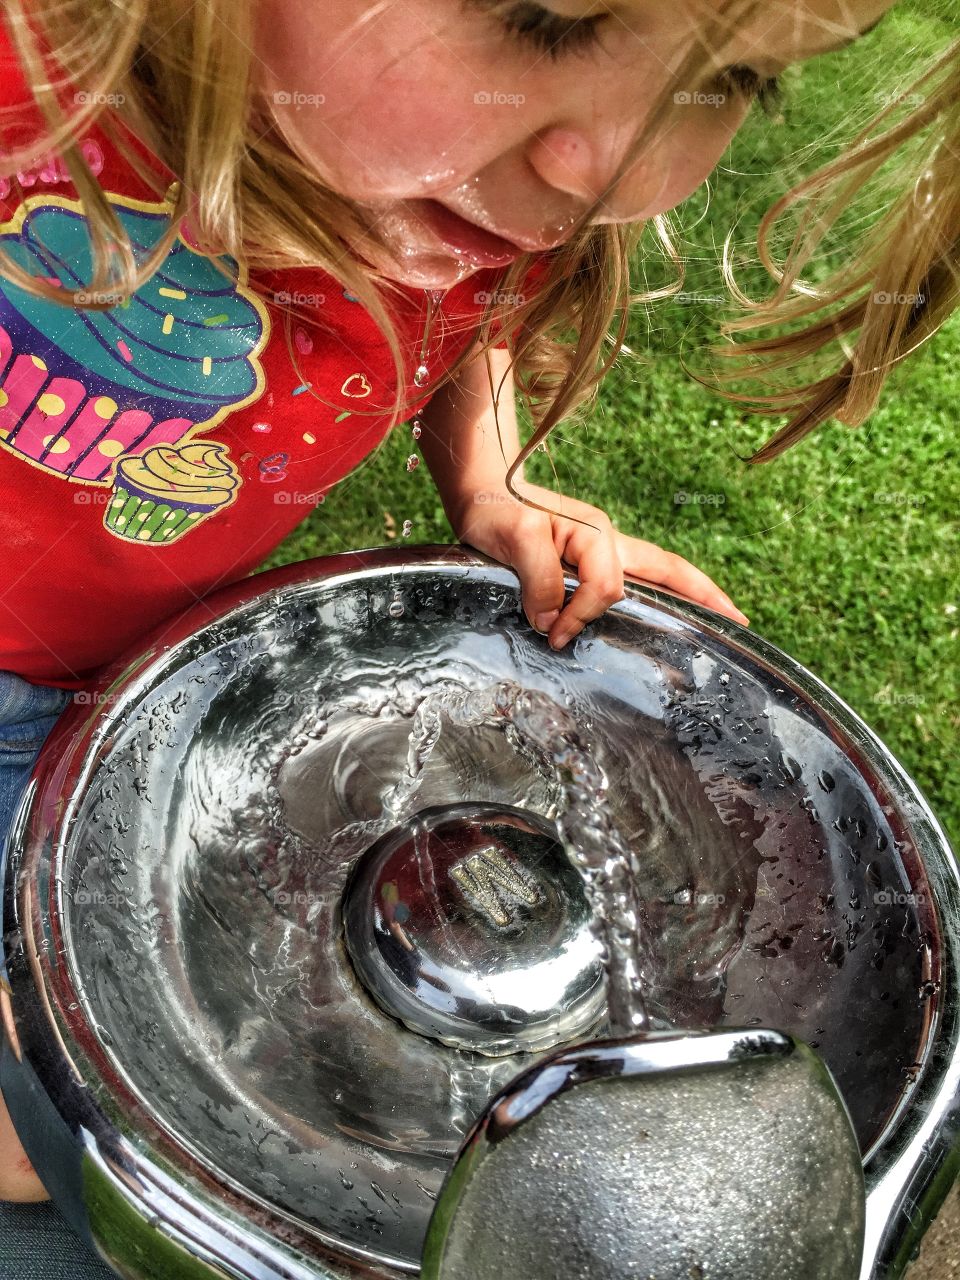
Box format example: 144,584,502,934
423,1028,866,1280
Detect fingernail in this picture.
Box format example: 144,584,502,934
720,595,749,626
534,609,560,633
549,629,573,650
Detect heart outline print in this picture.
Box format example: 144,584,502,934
341,372,372,398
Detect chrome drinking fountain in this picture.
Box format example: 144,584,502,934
0,545,957,1280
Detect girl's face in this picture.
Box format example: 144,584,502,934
254,0,895,287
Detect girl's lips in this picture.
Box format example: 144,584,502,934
409,198,524,267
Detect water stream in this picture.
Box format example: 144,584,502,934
379,678,655,1037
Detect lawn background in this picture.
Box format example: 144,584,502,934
264,1,960,852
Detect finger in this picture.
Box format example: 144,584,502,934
615,533,749,626
547,523,624,649
503,512,568,632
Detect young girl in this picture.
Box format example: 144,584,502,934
0,0,957,1265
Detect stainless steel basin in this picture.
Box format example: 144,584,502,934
1,544,957,1279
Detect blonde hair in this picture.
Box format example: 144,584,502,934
1,0,958,509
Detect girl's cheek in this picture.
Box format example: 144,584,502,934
624,101,751,219
314,66,505,196
262,88,482,198
253,1,508,199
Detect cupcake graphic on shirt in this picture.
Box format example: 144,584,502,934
0,192,269,482
104,441,240,544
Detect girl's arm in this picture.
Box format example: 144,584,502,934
418,344,529,513
418,346,749,650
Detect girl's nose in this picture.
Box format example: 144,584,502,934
526,127,608,202
524,125,658,221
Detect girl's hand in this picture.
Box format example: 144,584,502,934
450,481,749,649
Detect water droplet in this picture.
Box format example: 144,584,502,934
411,419,423,440
401,519,413,537
388,599,405,618
818,770,836,793
406,454,420,472
414,363,430,387
719,671,730,686
778,752,802,783
252,421,272,434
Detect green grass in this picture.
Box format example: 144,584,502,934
264,2,960,851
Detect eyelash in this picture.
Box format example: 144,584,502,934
715,65,785,117
491,3,786,115
494,1,607,58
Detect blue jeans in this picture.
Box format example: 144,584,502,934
0,669,116,1279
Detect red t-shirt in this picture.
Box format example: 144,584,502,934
0,21,526,689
